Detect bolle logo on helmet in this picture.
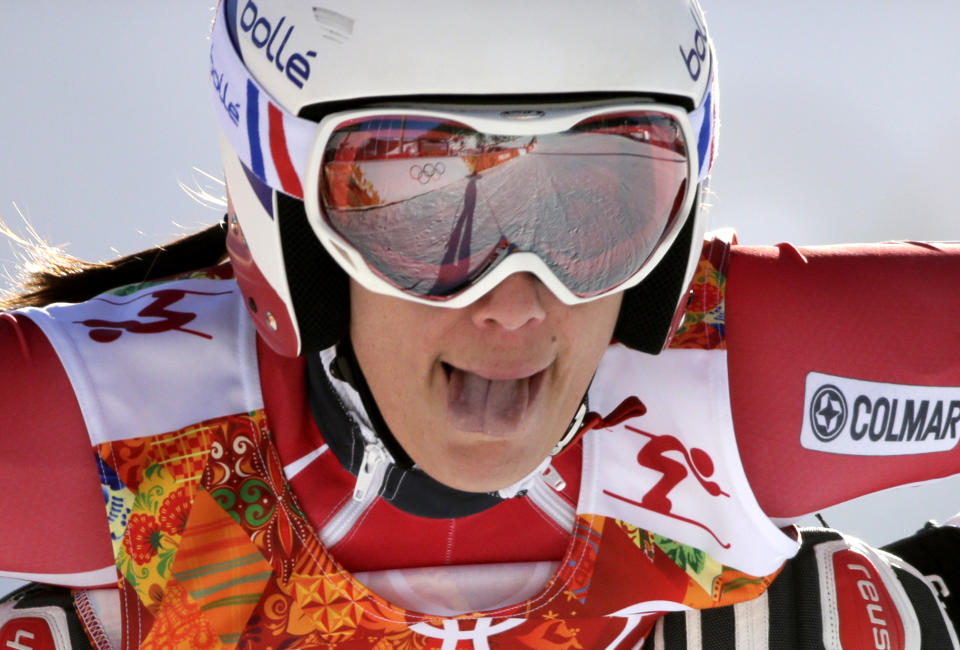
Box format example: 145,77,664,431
238,0,316,89
679,6,709,82
801,372,960,456
210,48,241,126
809,384,848,442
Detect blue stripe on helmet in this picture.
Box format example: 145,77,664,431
697,87,712,181
246,79,265,180
241,161,275,220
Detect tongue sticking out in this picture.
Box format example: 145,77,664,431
447,367,532,436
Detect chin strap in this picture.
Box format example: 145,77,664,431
550,401,589,456
551,395,650,465
328,338,417,471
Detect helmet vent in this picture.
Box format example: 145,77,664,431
312,7,354,44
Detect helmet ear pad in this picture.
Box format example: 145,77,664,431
276,192,350,353
279,191,696,356
612,204,696,354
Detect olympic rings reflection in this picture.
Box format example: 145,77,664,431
409,162,446,184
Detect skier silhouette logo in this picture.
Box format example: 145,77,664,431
74,288,233,343
603,425,732,548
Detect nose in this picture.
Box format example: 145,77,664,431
469,273,547,331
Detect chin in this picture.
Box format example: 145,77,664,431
425,441,543,493
439,471,518,494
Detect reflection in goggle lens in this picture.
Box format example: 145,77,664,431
319,111,689,298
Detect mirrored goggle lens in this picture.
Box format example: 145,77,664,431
318,111,689,298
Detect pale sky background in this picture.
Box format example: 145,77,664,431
0,3,958,594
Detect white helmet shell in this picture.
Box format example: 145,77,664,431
216,0,718,357
231,0,713,114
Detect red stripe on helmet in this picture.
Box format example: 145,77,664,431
267,103,304,198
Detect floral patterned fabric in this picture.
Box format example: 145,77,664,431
669,231,734,351
97,405,779,649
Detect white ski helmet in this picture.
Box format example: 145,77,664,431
211,0,718,357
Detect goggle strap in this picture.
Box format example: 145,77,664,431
210,2,316,199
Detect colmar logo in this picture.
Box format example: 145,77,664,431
810,384,848,442
238,0,316,89
801,372,960,456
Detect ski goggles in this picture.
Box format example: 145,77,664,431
211,5,709,307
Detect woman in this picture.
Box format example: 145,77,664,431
1,1,958,648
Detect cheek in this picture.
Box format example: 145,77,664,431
548,294,622,402
350,287,412,378
349,283,454,398
571,297,621,377
570,294,622,356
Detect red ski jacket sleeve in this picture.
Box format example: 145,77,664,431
726,241,960,520
0,312,113,581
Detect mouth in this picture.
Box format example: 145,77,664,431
443,362,548,436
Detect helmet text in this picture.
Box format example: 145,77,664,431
239,0,316,89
